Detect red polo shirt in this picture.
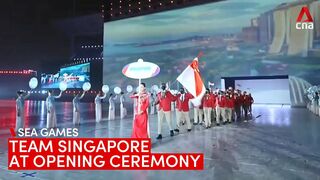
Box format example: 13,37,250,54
234,96,241,107
243,95,251,106
176,93,193,112
216,95,226,108
202,94,213,108
156,91,176,112
225,97,234,108
248,96,254,105
211,94,217,108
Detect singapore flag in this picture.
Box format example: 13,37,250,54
177,56,206,106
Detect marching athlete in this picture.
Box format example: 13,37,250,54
155,83,176,139
174,88,194,132
216,91,227,125
202,88,213,128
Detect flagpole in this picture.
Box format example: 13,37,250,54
138,78,141,113
168,79,178,89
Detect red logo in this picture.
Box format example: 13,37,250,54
296,6,314,29
9,128,16,137
296,6,314,22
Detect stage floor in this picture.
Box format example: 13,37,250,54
0,101,320,180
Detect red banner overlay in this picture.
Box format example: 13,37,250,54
8,138,204,170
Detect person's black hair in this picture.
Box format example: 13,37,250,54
161,83,166,90
141,82,146,87
17,91,23,95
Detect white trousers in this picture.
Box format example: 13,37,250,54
203,107,212,127
108,106,115,120
157,110,173,134
175,109,181,126
225,108,233,122
211,108,216,120
222,108,227,122
177,111,192,130
194,107,204,124
95,104,102,123
216,107,226,124
47,107,57,128
150,105,155,115
15,112,24,132
120,103,127,119
73,109,80,125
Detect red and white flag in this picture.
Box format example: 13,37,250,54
177,56,206,106
208,81,215,87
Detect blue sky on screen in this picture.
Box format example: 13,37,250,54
104,0,294,44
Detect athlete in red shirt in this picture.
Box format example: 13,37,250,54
242,91,250,121
155,83,177,139
234,92,242,121
248,93,254,115
202,88,214,128
174,88,193,132
216,91,227,125
225,93,235,123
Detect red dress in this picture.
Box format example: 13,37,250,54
130,92,150,138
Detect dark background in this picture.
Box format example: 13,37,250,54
0,0,220,99
0,0,102,72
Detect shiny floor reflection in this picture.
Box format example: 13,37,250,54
0,100,320,180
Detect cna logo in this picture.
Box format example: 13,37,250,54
296,6,314,30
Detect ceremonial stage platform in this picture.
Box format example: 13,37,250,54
0,101,319,180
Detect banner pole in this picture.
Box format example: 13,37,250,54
138,78,141,113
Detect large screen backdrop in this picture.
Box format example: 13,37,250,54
41,63,90,89
103,0,320,90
